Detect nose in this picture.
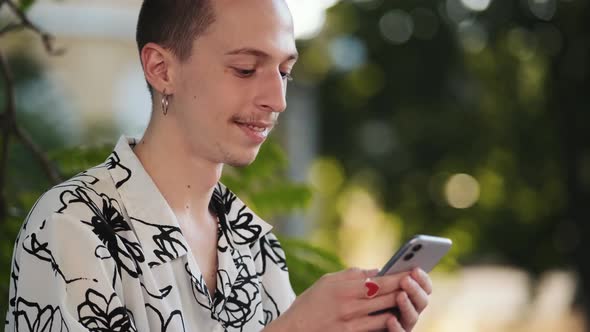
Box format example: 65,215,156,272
254,70,287,113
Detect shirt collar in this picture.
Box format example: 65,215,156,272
105,135,273,267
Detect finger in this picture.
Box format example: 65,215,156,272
347,311,394,332
386,314,405,332
362,291,399,315
410,268,432,295
397,292,419,331
329,267,381,282
365,268,381,278
356,272,410,299
400,275,429,313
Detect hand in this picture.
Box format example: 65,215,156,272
266,267,412,332
379,268,433,332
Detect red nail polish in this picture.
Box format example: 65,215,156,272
365,279,379,298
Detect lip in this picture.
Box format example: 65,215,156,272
234,120,272,144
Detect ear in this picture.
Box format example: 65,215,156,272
140,42,177,95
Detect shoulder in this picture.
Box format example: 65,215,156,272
17,161,123,245
11,159,143,277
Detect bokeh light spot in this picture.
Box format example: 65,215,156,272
445,173,481,208
329,35,367,72
379,10,414,44
527,0,557,21
458,20,488,53
308,158,345,195
460,0,492,12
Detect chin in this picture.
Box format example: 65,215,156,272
224,148,260,168
227,159,255,168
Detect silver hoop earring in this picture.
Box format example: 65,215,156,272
161,90,170,116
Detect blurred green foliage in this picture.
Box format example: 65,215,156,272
222,140,312,218
278,237,345,294
294,0,589,276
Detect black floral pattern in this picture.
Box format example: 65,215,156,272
86,196,145,281
77,289,137,332
216,252,262,330
254,234,289,276
59,187,146,285
214,183,238,214
228,206,264,245
21,233,86,284
185,263,213,310
212,186,265,252
105,151,132,188
13,297,69,332
130,217,187,268
145,304,185,332
5,136,295,332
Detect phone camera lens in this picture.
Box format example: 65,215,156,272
412,244,422,252
403,253,414,261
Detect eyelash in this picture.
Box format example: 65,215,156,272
232,68,293,81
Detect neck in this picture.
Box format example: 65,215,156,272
134,114,223,223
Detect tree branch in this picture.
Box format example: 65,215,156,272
0,23,26,36
13,123,62,184
0,50,62,189
0,0,64,223
0,51,14,221
1,0,64,55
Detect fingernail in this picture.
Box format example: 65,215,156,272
415,267,426,277
365,278,380,298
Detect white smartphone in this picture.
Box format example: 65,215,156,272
377,234,452,277
369,235,452,317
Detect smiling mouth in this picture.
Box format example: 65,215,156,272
242,123,269,135
234,120,273,140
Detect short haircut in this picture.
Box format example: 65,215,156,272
136,0,216,95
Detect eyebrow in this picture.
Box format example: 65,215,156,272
224,47,299,62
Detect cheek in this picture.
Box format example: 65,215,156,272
180,89,235,130
177,67,251,120
204,79,251,116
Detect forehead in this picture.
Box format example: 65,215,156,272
201,0,296,58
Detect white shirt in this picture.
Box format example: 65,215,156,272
5,136,296,332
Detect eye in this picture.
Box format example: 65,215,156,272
233,68,255,78
280,72,293,81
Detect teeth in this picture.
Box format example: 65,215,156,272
246,124,264,132
238,122,269,137
246,125,269,136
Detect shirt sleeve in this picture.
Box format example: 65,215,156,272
253,232,297,326
5,211,138,332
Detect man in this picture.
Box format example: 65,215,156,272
5,0,433,331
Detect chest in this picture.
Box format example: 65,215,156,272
178,215,220,297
